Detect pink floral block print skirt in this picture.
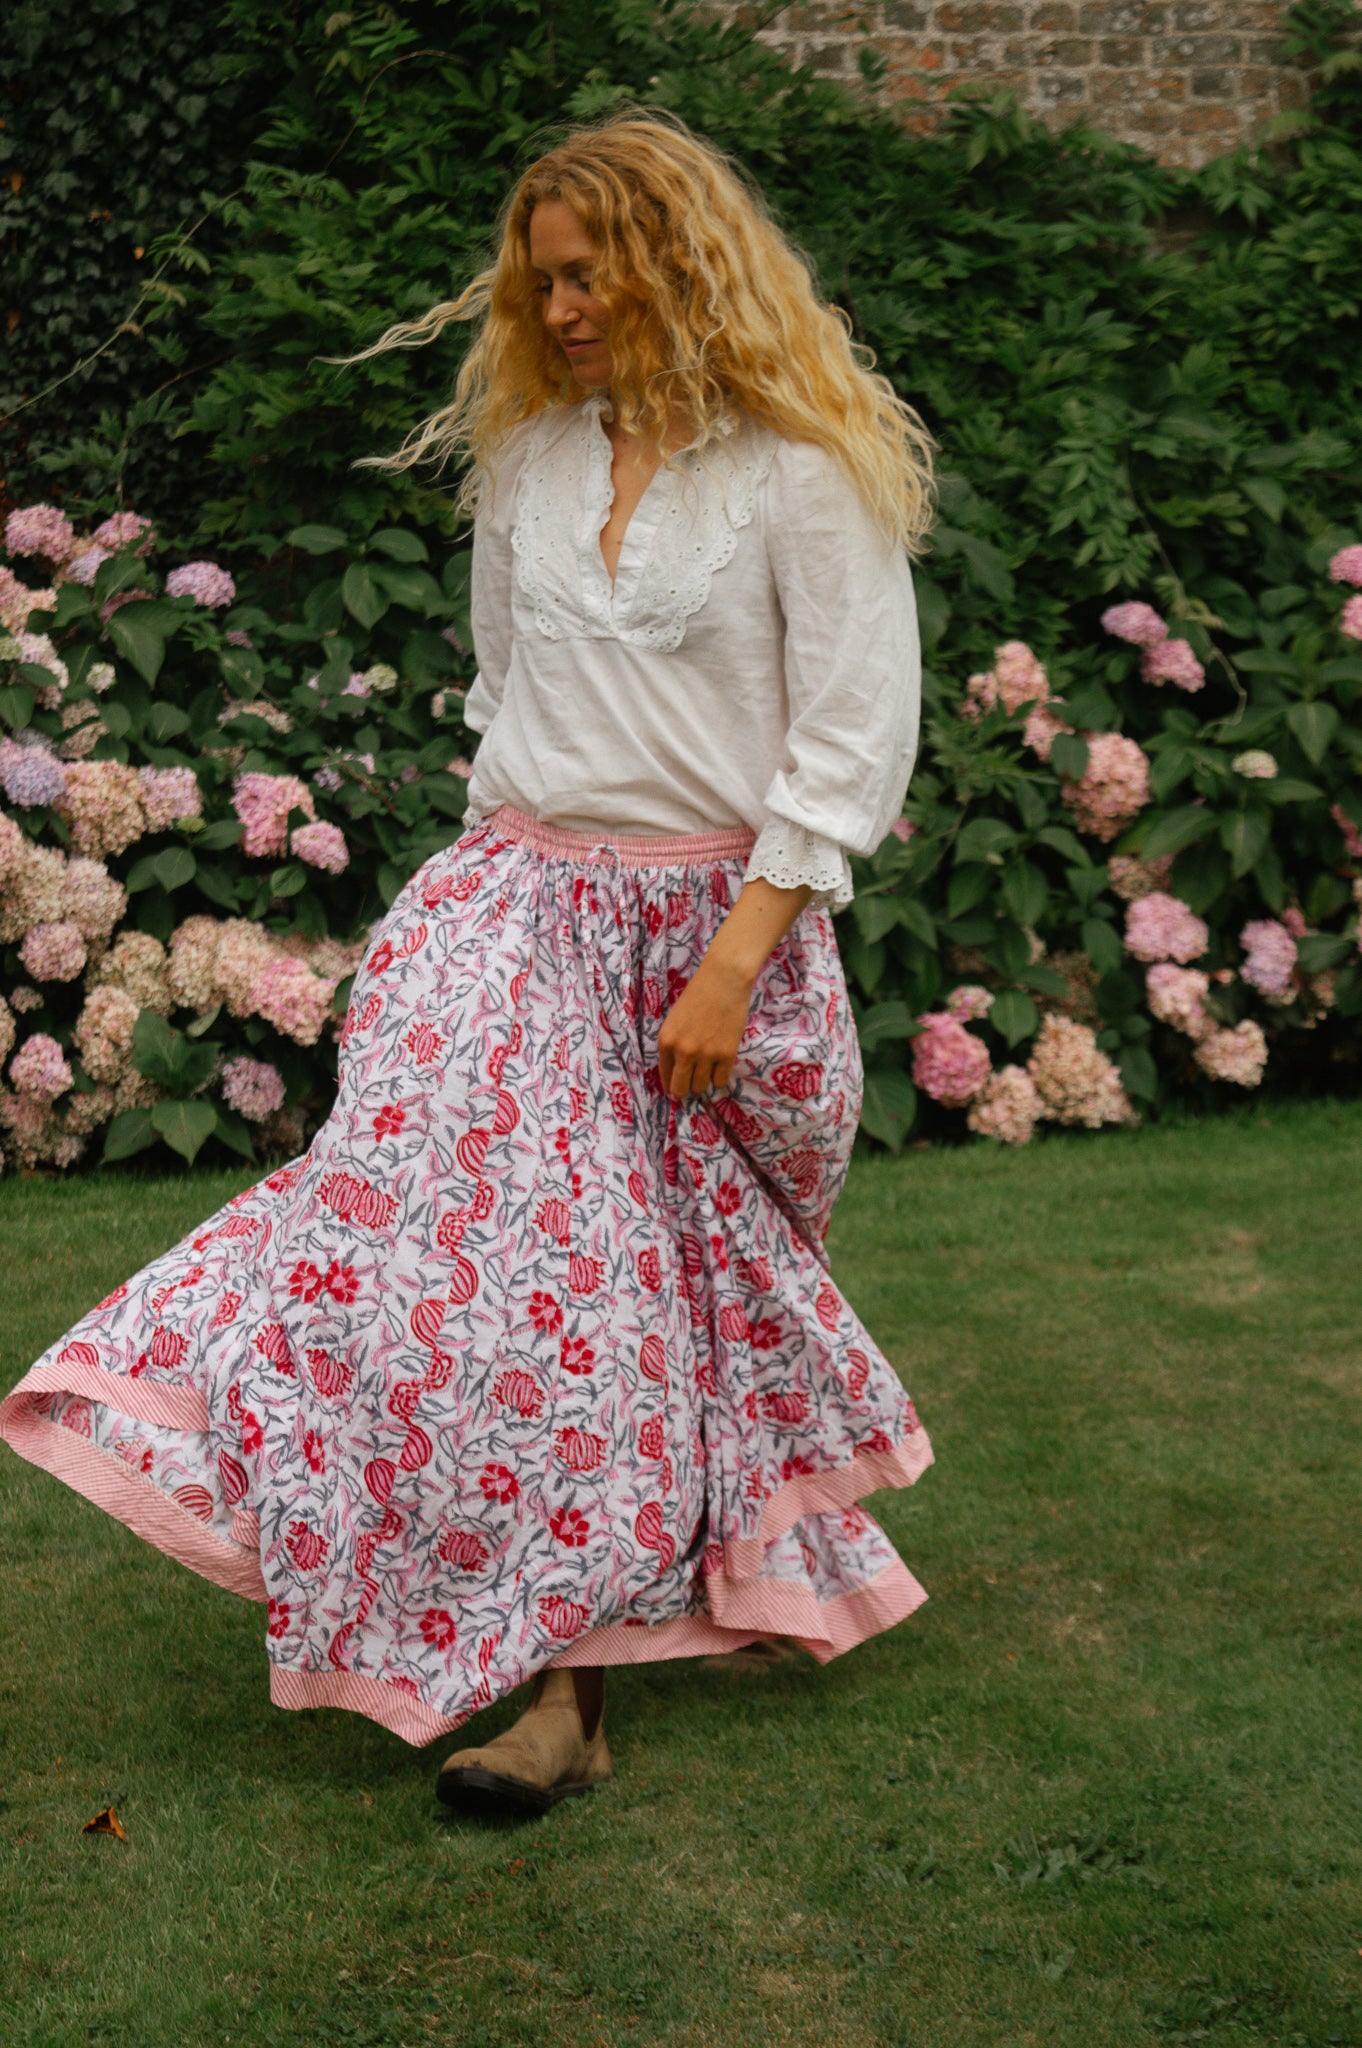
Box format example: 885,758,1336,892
0,807,933,1746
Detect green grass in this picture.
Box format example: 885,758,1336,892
3,1100,1361,2048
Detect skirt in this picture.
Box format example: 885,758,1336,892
0,806,934,1746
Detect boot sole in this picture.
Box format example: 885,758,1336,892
435,1764,607,1819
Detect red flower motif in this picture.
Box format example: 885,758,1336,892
479,1461,520,1505
286,1520,328,1570
780,1453,817,1481
302,1428,326,1474
841,1506,870,1540
455,1125,490,1177
638,1334,667,1384
322,1261,360,1305
637,1246,662,1291
366,939,396,976
748,1316,782,1350
553,1123,571,1163
537,1594,590,1640
266,1597,290,1640
148,1326,189,1372
760,1389,809,1426
420,1607,458,1652
492,1369,543,1419
435,1208,468,1254
388,1378,422,1422
902,1398,922,1434
634,1500,676,1569
567,1252,604,1296
560,1335,596,1377
643,902,664,938
846,1349,870,1401
306,1347,353,1398
714,1180,741,1217
857,1428,895,1455
471,1178,496,1219
438,1527,490,1572
553,1427,607,1474
253,1322,294,1372
527,1291,562,1334
608,1080,635,1127
534,1197,571,1246
637,1415,665,1459
240,1409,263,1454
771,1060,824,1101
549,1505,591,1548
288,1259,323,1305
404,1021,445,1065
319,1171,397,1231
210,1292,242,1330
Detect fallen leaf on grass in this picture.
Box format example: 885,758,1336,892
82,1807,127,1839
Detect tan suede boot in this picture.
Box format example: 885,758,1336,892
436,1669,613,1817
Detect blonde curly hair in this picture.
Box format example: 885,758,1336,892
347,109,935,552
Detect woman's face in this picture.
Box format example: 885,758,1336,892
528,200,612,390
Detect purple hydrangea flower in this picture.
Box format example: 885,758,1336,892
0,739,68,808
4,504,76,563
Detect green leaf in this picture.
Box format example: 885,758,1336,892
989,988,1039,1047
109,608,166,685
948,864,994,919
956,816,1018,864
342,561,390,629
212,1104,257,1161
1049,734,1090,783
145,703,190,743
151,847,197,893
368,527,429,563
1286,700,1339,765
857,1000,918,1049
1082,918,1124,975
1001,860,1047,928
195,817,244,851
374,563,446,616
0,683,34,730
898,898,937,948
1263,777,1324,804
102,1107,159,1163
1119,1044,1158,1102
854,895,905,946
287,524,349,554
1035,825,1089,865
132,1010,217,1095
185,1003,221,1038
858,1069,917,1151
1296,932,1352,973
151,1098,218,1165
1141,805,1218,859
1219,806,1270,878
1242,476,1286,522
1066,865,1109,908
269,863,309,898
99,701,133,739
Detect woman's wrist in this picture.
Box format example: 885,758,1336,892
706,877,813,984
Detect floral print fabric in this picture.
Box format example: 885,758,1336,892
0,810,933,1745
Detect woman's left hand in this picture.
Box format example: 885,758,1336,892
657,951,755,1098
657,875,814,1098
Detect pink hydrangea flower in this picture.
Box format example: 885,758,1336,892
1101,601,1167,647
1231,750,1277,780
65,546,111,586
963,640,1051,719
1145,963,1213,1039
1239,918,1297,1003
1027,1013,1135,1128
1124,892,1209,964
1281,907,1307,939
232,773,316,858
165,561,236,608
888,817,915,844
0,811,24,887
911,1012,991,1107
250,956,333,1046
1022,703,1071,761
138,766,203,832
945,984,993,1021
967,1064,1043,1144
1194,1019,1268,1087
0,739,67,809
92,512,156,556
1327,544,1362,587
1061,732,1151,841
1140,638,1205,692
1106,853,1173,901
291,821,349,873
59,760,147,859
220,1056,287,1123
1340,594,1362,642
19,920,87,983
10,1032,73,1099
4,504,76,563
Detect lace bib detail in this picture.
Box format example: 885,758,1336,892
509,397,778,653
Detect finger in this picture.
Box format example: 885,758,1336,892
657,1040,674,1093
669,1054,695,1099
690,1057,715,1097
712,1057,734,1091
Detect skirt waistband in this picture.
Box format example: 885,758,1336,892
485,804,756,868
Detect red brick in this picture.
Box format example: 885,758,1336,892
1097,36,1146,64
933,2,1024,28
1027,3,1078,28
882,1,930,26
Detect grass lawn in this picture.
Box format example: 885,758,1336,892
3,1098,1361,2048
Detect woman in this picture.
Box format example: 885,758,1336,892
0,112,936,1817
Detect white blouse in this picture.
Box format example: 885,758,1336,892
461,391,920,911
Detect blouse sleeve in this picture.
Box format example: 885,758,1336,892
461,423,535,740
744,438,921,913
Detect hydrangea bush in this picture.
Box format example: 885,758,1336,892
846,535,1362,1145
0,503,474,1171
2,496,1361,1168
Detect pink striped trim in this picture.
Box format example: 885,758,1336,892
554,1556,926,1671
725,1428,936,1578
488,803,755,868
0,1406,266,1601
13,1358,210,1433
269,1663,469,1748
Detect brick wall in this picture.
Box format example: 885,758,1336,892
734,2,1315,168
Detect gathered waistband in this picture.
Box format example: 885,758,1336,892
484,804,756,868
